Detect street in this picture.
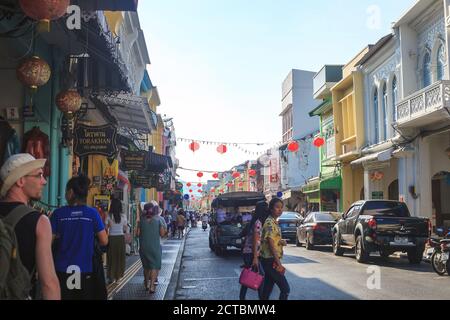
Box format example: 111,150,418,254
175,225,450,300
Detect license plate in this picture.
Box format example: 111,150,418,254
235,239,242,245
289,223,296,227
442,252,449,261
394,236,409,244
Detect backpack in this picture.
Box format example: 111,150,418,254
0,205,36,300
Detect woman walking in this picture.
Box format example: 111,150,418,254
105,198,127,284
136,202,167,293
260,198,290,300
239,201,269,300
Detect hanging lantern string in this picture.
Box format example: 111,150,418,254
177,137,281,146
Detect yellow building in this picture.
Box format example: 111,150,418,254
331,47,370,211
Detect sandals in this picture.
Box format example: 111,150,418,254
149,285,156,293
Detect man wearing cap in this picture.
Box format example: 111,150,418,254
0,153,60,300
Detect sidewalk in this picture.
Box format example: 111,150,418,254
110,228,189,300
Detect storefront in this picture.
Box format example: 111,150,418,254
301,177,320,213
319,175,342,212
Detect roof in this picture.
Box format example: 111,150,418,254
356,34,394,66
309,97,332,117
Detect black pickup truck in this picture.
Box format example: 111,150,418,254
332,200,431,264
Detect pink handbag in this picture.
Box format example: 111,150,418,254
239,268,264,290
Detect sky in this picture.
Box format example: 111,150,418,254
138,0,414,190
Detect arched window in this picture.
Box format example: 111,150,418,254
423,51,432,87
382,83,388,140
437,45,445,81
373,88,379,143
392,76,398,123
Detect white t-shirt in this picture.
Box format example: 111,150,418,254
106,214,127,236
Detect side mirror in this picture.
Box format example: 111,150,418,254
341,213,346,220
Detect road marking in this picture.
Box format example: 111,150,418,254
107,259,143,300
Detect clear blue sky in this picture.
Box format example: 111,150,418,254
138,0,414,188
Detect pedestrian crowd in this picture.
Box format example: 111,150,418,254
0,154,187,300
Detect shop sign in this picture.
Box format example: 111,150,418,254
121,150,146,171
132,172,155,189
74,124,118,157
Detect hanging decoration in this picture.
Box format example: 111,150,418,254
212,172,219,179
189,189,193,193
19,0,70,32
197,172,204,178
232,172,241,179
248,169,256,177
287,141,299,152
56,89,82,119
370,171,384,181
16,56,51,91
210,189,215,193
198,189,203,193
189,141,200,152
217,144,227,154
313,137,325,148
186,182,191,187
238,182,243,187
197,183,202,187
227,183,233,187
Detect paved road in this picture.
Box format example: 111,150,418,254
176,226,450,300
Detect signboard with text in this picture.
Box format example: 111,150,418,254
121,150,146,171
74,124,118,157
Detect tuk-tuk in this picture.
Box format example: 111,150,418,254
208,192,266,255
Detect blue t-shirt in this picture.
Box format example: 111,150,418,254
51,205,105,273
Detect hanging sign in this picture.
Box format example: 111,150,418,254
121,150,146,171
74,124,118,157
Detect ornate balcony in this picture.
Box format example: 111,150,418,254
396,80,450,128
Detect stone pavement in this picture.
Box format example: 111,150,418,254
109,228,189,300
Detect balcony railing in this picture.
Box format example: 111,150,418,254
396,80,450,127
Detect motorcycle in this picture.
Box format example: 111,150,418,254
202,221,208,231
429,228,450,276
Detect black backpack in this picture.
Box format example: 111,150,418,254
0,205,35,300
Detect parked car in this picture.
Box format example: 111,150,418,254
279,212,303,243
332,200,431,264
296,212,337,250
209,192,266,255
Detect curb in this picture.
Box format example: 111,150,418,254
164,227,191,300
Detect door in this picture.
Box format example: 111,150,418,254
345,205,361,246
340,206,355,244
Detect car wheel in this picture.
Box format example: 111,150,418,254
332,232,344,256
407,246,424,264
306,234,314,250
355,235,369,263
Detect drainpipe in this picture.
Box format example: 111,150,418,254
49,46,60,207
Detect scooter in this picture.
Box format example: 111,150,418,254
429,228,450,276
202,221,208,231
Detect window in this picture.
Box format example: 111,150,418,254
382,83,388,141
373,89,379,143
392,76,398,123
423,52,432,88
361,201,411,217
437,45,445,81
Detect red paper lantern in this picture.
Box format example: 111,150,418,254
16,56,51,90
189,189,193,193
287,141,299,152
211,189,215,193
313,137,325,148
197,172,203,178
19,0,70,31
227,183,233,187
248,169,256,177
198,189,202,193
232,172,240,179
220,189,224,193
212,172,219,179
187,183,191,187
197,183,202,187
189,141,200,152
217,144,227,154
56,89,82,117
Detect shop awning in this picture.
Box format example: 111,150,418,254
320,176,342,190
350,148,393,166
73,0,138,11
302,177,320,194
145,152,171,173
92,93,157,133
